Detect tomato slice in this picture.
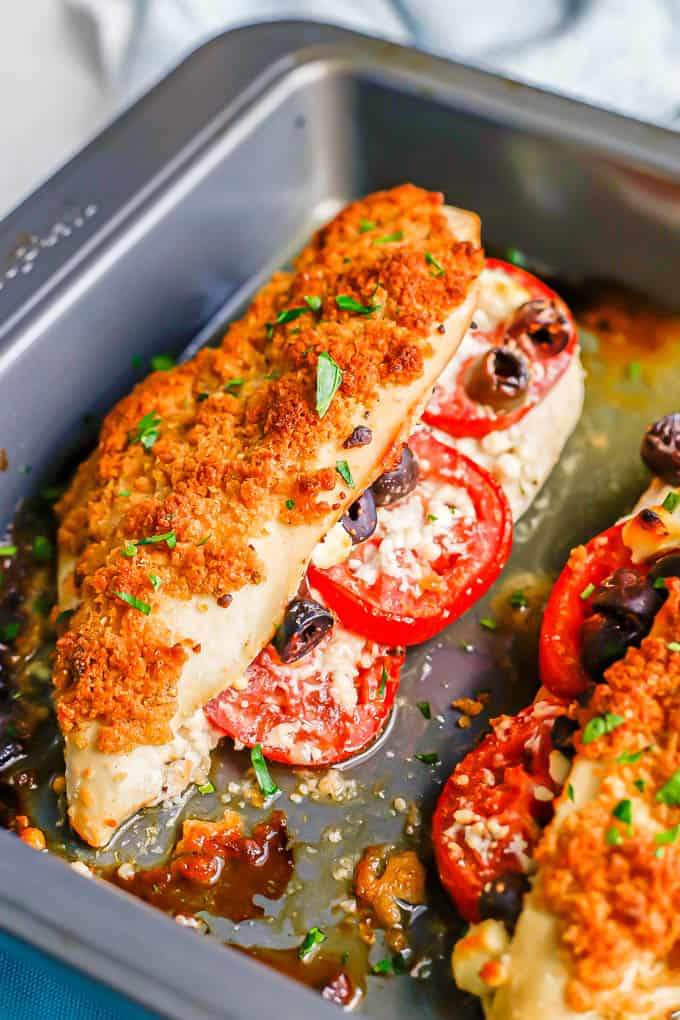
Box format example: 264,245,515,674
307,431,513,646
205,625,403,766
432,698,567,922
539,523,637,698
422,258,578,439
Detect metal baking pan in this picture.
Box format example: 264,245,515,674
2,19,680,1020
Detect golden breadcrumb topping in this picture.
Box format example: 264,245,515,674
537,582,680,1012
53,185,483,753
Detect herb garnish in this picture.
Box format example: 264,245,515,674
136,530,177,550
417,701,432,720
335,295,379,316
613,799,632,824
129,412,161,451
627,361,642,382
371,953,407,975
582,712,625,745
285,498,295,510
373,231,403,245
425,252,445,277
663,491,680,513
335,460,355,488
304,295,322,312
505,247,526,267
197,781,215,795
40,486,64,503
148,574,162,591
251,743,279,798
196,534,211,547
567,784,575,802
480,617,497,631
150,354,175,372
656,768,680,806
580,582,595,600
378,664,388,699
0,545,17,557
509,590,528,609
121,542,137,558
415,751,440,765
114,591,151,615
668,641,680,653
298,927,326,960
616,748,646,764
316,352,343,418
634,778,646,792
459,640,475,653
119,489,131,498
359,219,375,233
224,378,244,394
605,826,623,846
655,825,680,845
32,536,53,561
654,576,668,590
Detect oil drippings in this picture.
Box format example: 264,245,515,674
106,811,293,923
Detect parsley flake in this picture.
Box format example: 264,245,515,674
148,574,162,591
298,927,326,960
378,664,388,699
359,219,376,233
32,536,53,561
627,361,642,382
136,530,176,550
196,534,211,547
1,622,20,642
582,712,625,745
316,352,343,418
335,460,355,488
224,378,244,394
613,799,633,824
425,252,445,277
335,295,379,316
567,784,575,802
114,591,151,615
251,744,279,798
198,781,215,795
605,826,623,846
505,247,527,267
656,768,680,806
654,576,668,590
373,231,403,245
121,542,137,558
415,751,439,766
480,617,497,631
663,491,680,513
119,489,131,498
634,778,646,792
285,498,295,510
580,582,595,600
509,590,528,609
304,295,322,312
655,825,680,845
150,354,175,372
129,412,161,451
417,701,432,720
616,748,646,764
0,545,17,557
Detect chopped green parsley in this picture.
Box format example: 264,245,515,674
315,352,343,418
113,591,151,615
251,743,279,798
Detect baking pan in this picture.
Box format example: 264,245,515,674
2,18,680,1020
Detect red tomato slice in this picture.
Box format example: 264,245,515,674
308,431,513,646
205,632,403,767
422,258,578,439
433,698,567,922
539,523,637,698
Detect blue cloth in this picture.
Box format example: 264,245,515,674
0,929,161,1020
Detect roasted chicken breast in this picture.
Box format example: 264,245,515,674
54,185,483,846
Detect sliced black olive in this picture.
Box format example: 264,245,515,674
641,414,680,485
274,598,334,663
580,612,645,681
478,871,530,933
372,446,419,507
591,568,664,627
648,552,680,592
551,715,579,758
341,488,377,544
506,298,570,356
465,347,529,411
344,425,373,449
